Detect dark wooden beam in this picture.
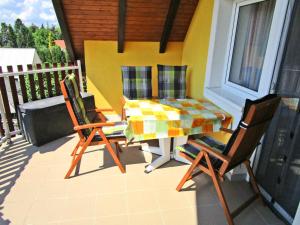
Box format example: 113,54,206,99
118,0,126,53
160,0,180,53
52,0,76,61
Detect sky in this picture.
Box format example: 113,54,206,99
0,0,58,26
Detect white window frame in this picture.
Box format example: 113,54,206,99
223,0,289,98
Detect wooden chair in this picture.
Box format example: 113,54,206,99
61,74,126,179
176,94,281,225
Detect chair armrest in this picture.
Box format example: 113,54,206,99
187,139,230,163
95,108,114,112
87,108,114,113
74,122,115,131
220,127,234,134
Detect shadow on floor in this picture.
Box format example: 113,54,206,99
178,168,286,225
67,142,149,178
0,135,71,207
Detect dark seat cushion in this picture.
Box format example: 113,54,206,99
176,135,226,169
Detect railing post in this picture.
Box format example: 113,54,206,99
77,60,84,93
0,90,11,144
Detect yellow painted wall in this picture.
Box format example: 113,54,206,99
182,0,214,98
85,0,214,114
85,41,183,114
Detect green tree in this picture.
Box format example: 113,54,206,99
33,27,49,49
0,23,17,47
0,19,68,64
14,19,34,48
7,25,17,47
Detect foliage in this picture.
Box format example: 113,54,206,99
0,19,72,101
0,18,68,63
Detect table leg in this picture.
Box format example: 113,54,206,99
145,138,171,173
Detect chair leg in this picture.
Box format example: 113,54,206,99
244,160,264,204
98,130,125,173
65,130,96,179
176,152,204,191
114,142,120,158
71,140,81,156
65,144,88,179
106,142,125,173
115,142,123,153
204,152,234,225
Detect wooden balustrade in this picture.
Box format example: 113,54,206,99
0,61,83,136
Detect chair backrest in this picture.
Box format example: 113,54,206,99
219,94,281,175
60,74,92,139
121,66,152,99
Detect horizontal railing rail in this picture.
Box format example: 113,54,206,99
0,60,83,144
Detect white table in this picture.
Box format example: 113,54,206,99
142,136,190,173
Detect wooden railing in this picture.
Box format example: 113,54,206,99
0,60,83,141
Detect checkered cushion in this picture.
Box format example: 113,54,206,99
64,74,92,137
158,64,187,99
176,135,226,169
122,66,152,99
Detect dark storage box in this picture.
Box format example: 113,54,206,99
17,93,95,146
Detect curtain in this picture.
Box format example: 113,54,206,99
229,0,275,91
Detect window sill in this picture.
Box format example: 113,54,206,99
204,87,246,128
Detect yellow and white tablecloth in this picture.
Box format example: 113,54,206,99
124,98,232,142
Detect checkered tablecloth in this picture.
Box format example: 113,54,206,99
124,98,232,141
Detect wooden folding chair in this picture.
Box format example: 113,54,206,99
176,94,281,225
61,74,126,179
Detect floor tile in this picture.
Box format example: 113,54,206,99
25,198,67,224
162,208,200,225
62,196,96,221
95,193,128,217
126,190,159,214
128,212,164,225
154,188,190,210
94,215,128,225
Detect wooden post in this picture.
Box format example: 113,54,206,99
27,64,37,101
44,63,53,97
61,62,66,80
52,63,61,95
7,66,19,107
17,65,28,103
0,66,14,132
36,64,46,99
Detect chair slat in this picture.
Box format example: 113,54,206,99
27,64,37,101
0,66,14,131
17,65,28,103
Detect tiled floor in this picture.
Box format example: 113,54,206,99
0,134,286,225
